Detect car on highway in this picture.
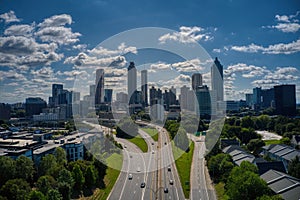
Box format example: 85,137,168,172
169,180,173,185
152,150,155,154
152,142,154,145
137,167,141,172
140,182,145,188
164,142,167,145
168,166,171,171
128,174,133,180
164,187,168,193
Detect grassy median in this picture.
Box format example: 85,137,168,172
172,141,194,199
127,135,148,153
141,128,158,141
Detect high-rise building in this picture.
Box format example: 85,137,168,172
187,90,195,111
253,87,262,109
116,92,128,103
0,103,11,120
192,73,203,90
104,89,113,103
274,85,296,116
127,62,137,104
90,85,96,97
51,84,63,106
25,97,47,117
211,57,224,101
141,70,148,107
195,85,211,117
180,85,189,110
245,93,253,107
261,88,275,109
95,69,104,105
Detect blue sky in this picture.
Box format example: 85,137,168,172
0,0,300,103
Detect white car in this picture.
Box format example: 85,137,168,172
128,174,133,180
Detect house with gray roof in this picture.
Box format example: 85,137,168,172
261,169,300,200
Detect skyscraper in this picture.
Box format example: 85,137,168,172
274,84,296,116
104,89,113,103
192,73,203,90
211,57,224,101
141,70,148,107
195,85,211,117
180,85,189,110
25,97,47,117
95,69,104,104
127,62,137,104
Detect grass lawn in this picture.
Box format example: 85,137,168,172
141,128,158,141
127,135,148,153
215,182,229,200
264,140,282,145
106,153,123,171
172,141,194,199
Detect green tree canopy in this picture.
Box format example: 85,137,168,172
39,154,57,176
36,175,57,195
0,156,16,186
15,155,34,182
85,165,97,188
207,153,234,183
288,156,300,179
54,147,67,166
72,164,84,191
0,178,31,200
28,190,46,200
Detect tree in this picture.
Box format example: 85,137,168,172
72,164,84,191
15,155,34,182
46,189,62,200
256,195,283,200
247,139,265,156
240,161,259,174
85,165,97,188
36,175,57,195
226,166,271,200
39,154,57,176
28,190,46,200
207,153,233,183
54,147,67,166
0,156,16,186
57,169,74,200
237,128,258,144
288,156,300,179
280,137,291,145
241,116,254,128
0,179,31,200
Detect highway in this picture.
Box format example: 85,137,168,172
83,120,185,200
190,135,217,200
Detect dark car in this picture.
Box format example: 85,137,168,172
164,188,168,193
140,182,145,188
168,166,171,171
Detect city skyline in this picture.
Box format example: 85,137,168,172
0,1,300,104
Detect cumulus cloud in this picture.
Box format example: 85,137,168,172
35,26,81,45
265,11,300,33
88,43,137,56
38,14,72,28
159,26,214,44
0,11,21,24
225,63,269,79
231,39,300,54
4,24,35,37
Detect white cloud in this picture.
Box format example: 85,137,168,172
0,70,27,81
171,58,205,73
38,14,72,28
213,48,221,53
0,11,20,24
30,67,55,79
35,26,81,45
231,39,300,54
88,43,137,56
159,26,214,44
225,63,269,78
265,11,300,33
4,24,35,37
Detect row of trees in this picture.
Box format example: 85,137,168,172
0,147,107,200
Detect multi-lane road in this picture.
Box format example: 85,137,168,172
83,120,216,200
190,135,217,200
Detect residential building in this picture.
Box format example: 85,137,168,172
192,73,202,90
